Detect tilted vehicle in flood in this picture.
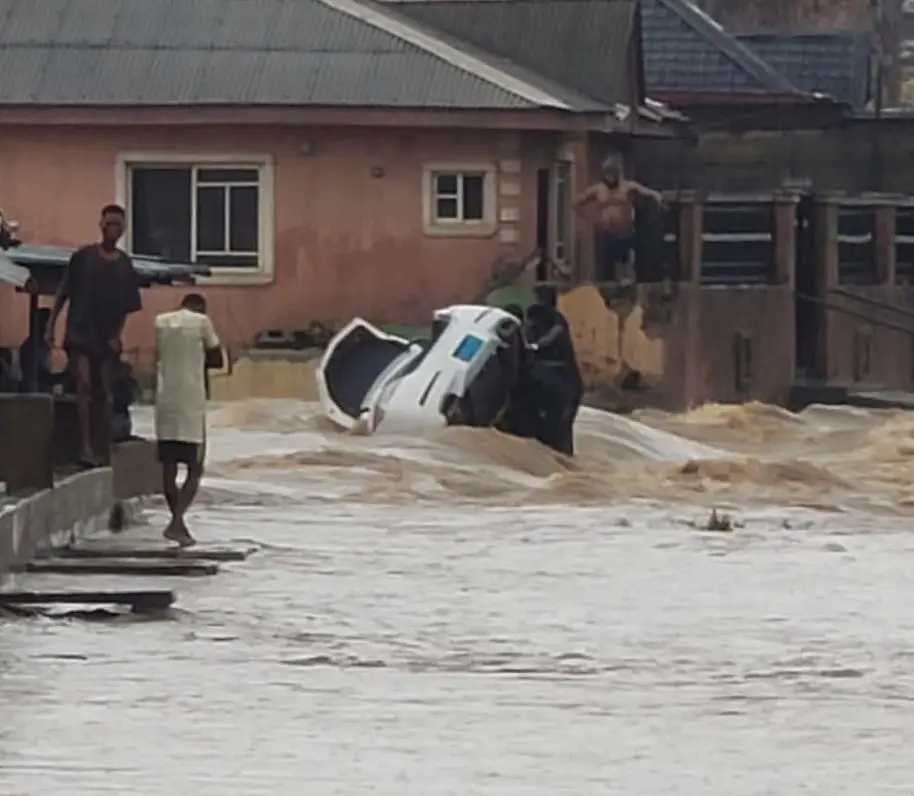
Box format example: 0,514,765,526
316,303,568,450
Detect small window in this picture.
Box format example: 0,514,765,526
423,164,496,236
432,171,486,223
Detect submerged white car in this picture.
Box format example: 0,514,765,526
316,304,525,435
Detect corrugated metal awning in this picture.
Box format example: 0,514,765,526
0,250,31,289
1,243,213,290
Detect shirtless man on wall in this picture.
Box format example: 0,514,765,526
573,160,663,283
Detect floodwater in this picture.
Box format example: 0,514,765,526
4,398,914,794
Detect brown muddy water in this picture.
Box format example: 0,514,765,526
4,399,914,794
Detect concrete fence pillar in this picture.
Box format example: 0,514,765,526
676,194,702,284
0,393,53,496
773,195,798,288
874,204,896,285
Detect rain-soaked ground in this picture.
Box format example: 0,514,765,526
4,399,914,794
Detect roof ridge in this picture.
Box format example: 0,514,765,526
734,28,872,38
316,0,572,109
655,0,800,94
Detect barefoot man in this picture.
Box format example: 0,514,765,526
154,293,223,547
46,204,142,467
573,160,663,282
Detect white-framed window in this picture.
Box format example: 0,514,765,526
549,159,573,267
116,154,274,282
422,163,496,236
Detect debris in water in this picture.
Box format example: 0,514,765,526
108,502,127,532
704,508,734,532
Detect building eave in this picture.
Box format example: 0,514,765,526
0,103,638,132
650,89,823,106
0,103,694,136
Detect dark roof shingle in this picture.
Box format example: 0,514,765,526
379,0,640,108
641,0,798,96
0,0,598,109
736,31,872,107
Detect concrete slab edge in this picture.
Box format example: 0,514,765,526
0,468,116,590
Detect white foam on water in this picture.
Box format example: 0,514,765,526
6,399,914,794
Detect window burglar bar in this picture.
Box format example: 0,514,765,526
837,208,875,285
700,233,774,285
701,233,772,242
700,202,775,285
128,164,261,269
192,168,259,264
432,172,485,222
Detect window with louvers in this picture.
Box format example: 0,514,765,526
837,207,876,285
700,202,774,286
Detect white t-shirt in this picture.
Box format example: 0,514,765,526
154,308,220,444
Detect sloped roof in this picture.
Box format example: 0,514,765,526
0,0,600,110
379,0,641,108
737,31,872,108
641,0,801,97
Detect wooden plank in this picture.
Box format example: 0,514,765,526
787,381,849,412
47,545,254,562
0,589,175,609
847,390,914,410
24,558,219,577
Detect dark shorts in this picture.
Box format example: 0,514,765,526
597,231,635,276
63,345,117,399
65,323,120,362
157,440,204,467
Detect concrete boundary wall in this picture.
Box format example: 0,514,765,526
0,468,114,588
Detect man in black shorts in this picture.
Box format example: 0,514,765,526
45,205,142,467
154,294,223,547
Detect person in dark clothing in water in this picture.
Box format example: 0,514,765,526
495,304,541,440
525,286,583,455
45,204,143,467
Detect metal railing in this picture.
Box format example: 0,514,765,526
795,290,914,337
828,287,914,322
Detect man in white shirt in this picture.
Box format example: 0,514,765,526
154,293,223,547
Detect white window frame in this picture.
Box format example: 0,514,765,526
422,162,497,237
114,152,275,285
549,159,574,268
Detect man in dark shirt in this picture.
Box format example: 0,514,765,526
45,204,143,467
526,286,583,456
